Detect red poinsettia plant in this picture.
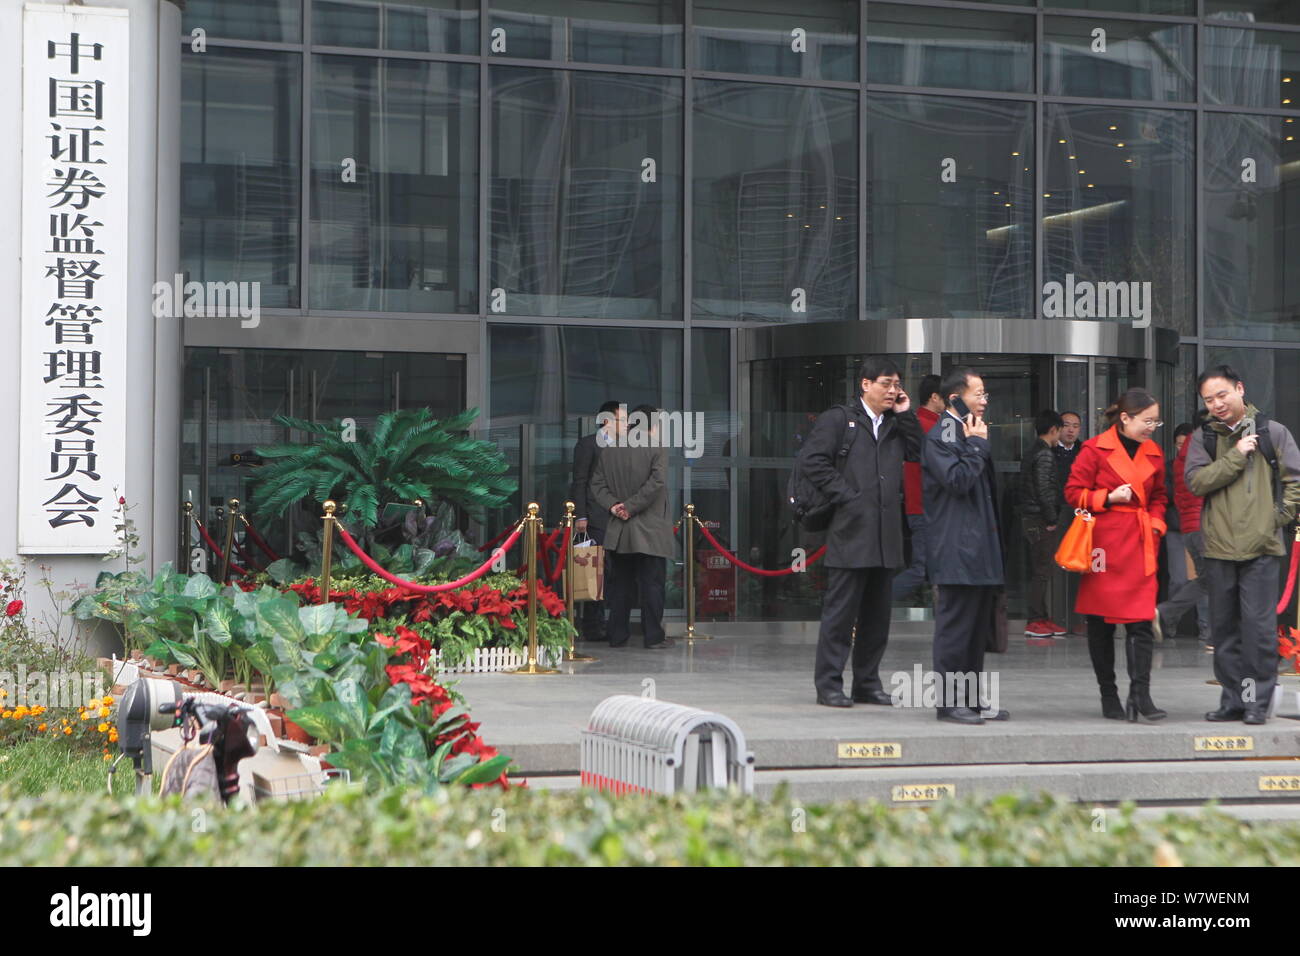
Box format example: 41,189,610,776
1279,626,1300,675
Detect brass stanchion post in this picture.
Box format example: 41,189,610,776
684,504,712,644
563,501,595,663
221,498,240,585
512,503,557,675
181,501,193,572
320,500,337,606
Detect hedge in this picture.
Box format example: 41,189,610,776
2,785,1299,866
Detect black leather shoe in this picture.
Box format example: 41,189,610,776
817,692,853,708
1244,705,1267,725
852,690,894,705
937,707,984,725
1205,707,1244,722
644,639,675,650
980,709,1010,721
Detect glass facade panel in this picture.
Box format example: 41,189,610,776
1207,1,1300,27
695,0,857,82
864,94,1035,320
1043,105,1194,334
314,0,477,54
1205,27,1300,111
1044,17,1195,102
1045,0,1194,14
487,324,684,558
866,4,1034,94
693,81,857,322
182,0,302,43
181,50,302,308
1204,113,1300,342
490,68,683,320
489,0,684,68
310,57,478,313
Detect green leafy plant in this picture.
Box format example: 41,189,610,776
249,407,517,534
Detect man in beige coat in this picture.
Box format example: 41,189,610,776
590,404,676,649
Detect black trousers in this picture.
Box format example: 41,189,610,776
814,566,893,698
605,551,666,648
1022,519,1056,622
1206,555,1280,711
932,584,997,710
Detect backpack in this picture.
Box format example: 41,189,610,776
787,405,860,533
1201,414,1281,508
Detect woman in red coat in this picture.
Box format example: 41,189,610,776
1064,389,1169,722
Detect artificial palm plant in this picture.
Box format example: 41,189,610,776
249,407,515,533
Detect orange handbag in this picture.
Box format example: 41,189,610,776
1054,492,1095,573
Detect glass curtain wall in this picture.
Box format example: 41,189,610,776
177,1,1300,619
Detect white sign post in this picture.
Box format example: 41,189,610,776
19,4,129,553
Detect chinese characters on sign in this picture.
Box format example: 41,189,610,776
1193,736,1254,753
890,784,956,803
21,6,128,552
836,742,902,760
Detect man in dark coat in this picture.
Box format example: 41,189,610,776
568,400,620,642
590,405,677,649
1019,409,1064,638
924,367,1006,724
805,357,923,707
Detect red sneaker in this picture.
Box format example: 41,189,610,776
1044,620,1067,636
1024,620,1054,638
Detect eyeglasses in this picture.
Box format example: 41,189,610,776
1130,419,1163,428
971,391,991,400
872,380,902,392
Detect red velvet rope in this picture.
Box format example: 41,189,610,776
241,517,281,562
693,520,826,577
1277,536,1300,616
191,518,248,578
335,521,523,593
477,525,514,553
231,535,265,573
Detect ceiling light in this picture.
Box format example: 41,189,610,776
1069,154,1076,160
1004,202,1012,207
1012,151,1020,156
1058,139,1067,144
1108,125,1118,131
1116,142,1125,147
1044,192,1052,197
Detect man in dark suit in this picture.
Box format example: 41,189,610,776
805,357,923,707
568,400,620,642
924,367,1007,725
590,404,676,650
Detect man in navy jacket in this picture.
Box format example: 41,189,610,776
923,367,1006,724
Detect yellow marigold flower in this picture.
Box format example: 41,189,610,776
87,698,100,709
30,706,43,715
97,722,109,732
13,706,27,718
63,727,72,735
1,711,11,719
102,695,114,705
103,753,111,761
80,711,90,720
98,706,110,717
0,688,6,697
36,723,46,732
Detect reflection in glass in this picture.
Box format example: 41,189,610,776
864,94,1034,321
181,348,466,560
1044,17,1195,102
1205,27,1300,112
693,81,856,322
866,4,1033,94
313,0,477,54
692,329,734,458
1204,113,1300,342
1207,1,1300,26
490,68,682,320
181,50,301,308
182,0,301,42
1043,106,1194,334
310,57,478,313
695,0,857,82
490,0,683,68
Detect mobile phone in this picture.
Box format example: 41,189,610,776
950,395,972,420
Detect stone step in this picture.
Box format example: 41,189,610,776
522,758,1300,807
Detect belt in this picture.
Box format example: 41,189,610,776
1108,502,1157,577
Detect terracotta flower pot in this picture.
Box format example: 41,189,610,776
282,716,313,745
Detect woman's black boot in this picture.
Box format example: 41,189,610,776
1126,622,1166,722
1086,617,1124,719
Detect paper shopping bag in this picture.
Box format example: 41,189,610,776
569,541,605,602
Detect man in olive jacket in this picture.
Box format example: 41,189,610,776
1185,365,1300,725
805,357,923,707
590,404,676,649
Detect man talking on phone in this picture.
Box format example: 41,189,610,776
923,368,1007,724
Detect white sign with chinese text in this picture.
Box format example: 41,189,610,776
19,4,129,553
